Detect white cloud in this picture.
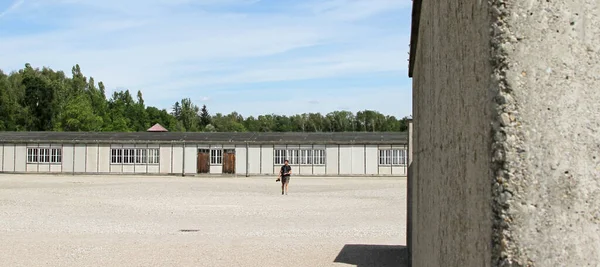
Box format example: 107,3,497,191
205,86,413,118
0,0,25,18
0,0,412,115
304,0,411,21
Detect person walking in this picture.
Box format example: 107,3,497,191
277,159,292,195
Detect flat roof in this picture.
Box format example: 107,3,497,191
0,131,408,145
408,0,422,78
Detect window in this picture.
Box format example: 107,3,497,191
313,149,325,165
274,149,325,165
27,148,62,163
274,149,286,165
51,148,62,163
288,149,299,165
210,149,222,165
379,149,407,165
111,148,159,164
148,149,160,164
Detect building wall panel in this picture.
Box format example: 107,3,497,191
159,146,171,174
62,144,74,173
73,144,86,173
183,145,197,174
50,164,61,173
298,166,311,175
13,144,26,172
110,164,121,173
86,145,99,173
122,165,134,173
235,146,247,175
326,146,339,175
171,145,183,174
261,145,274,174
365,145,378,175
313,165,326,175
2,144,14,172
147,165,159,174
378,166,392,175
135,165,147,174
351,146,365,175
98,145,110,173
392,166,407,176
210,165,222,174
338,145,352,175
0,144,3,172
247,146,261,174
27,164,37,172
39,164,50,172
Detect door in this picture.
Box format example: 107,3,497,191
223,149,236,174
197,149,210,173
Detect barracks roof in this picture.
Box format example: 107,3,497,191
0,131,408,145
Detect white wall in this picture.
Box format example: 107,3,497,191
365,145,378,175
99,144,110,173
183,145,196,174
62,144,74,173
261,145,273,175
247,145,261,174
159,145,171,174
73,144,86,173
210,165,223,174
0,142,408,177
86,145,99,173
3,144,14,172
338,145,352,175
326,146,339,175
351,146,365,175
235,146,247,176
171,145,183,174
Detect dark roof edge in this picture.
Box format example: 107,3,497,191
0,140,408,145
408,0,422,78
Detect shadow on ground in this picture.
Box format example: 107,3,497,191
334,244,407,267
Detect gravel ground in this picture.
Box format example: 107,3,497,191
0,174,407,267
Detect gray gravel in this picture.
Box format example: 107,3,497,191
0,174,407,267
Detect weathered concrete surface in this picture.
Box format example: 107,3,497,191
409,0,600,266
410,1,494,266
491,0,600,266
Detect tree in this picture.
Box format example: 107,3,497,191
56,94,103,131
171,102,181,120
0,63,407,133
199,104,211,128
22,64,56,131
179,98,200,131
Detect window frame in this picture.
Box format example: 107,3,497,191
273,148,326,166
378,149,407,166
110,148,159,165
312,149,326,165
26,147,62,164
210,149,223,165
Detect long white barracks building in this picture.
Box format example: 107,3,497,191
0,131,408,176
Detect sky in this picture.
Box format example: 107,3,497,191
0,0,413,118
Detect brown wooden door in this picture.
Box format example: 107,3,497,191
223,149,236,174
197,149,210,173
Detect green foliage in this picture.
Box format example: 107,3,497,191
0,64,409,132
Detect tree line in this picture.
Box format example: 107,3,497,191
0,64,409,132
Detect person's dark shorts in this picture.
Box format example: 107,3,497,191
281,175,290,183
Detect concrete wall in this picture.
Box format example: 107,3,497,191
489,0,600,266
409,0,494,266
0,143,408,177
410,0,600,266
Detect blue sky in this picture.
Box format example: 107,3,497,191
0,0,413,118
